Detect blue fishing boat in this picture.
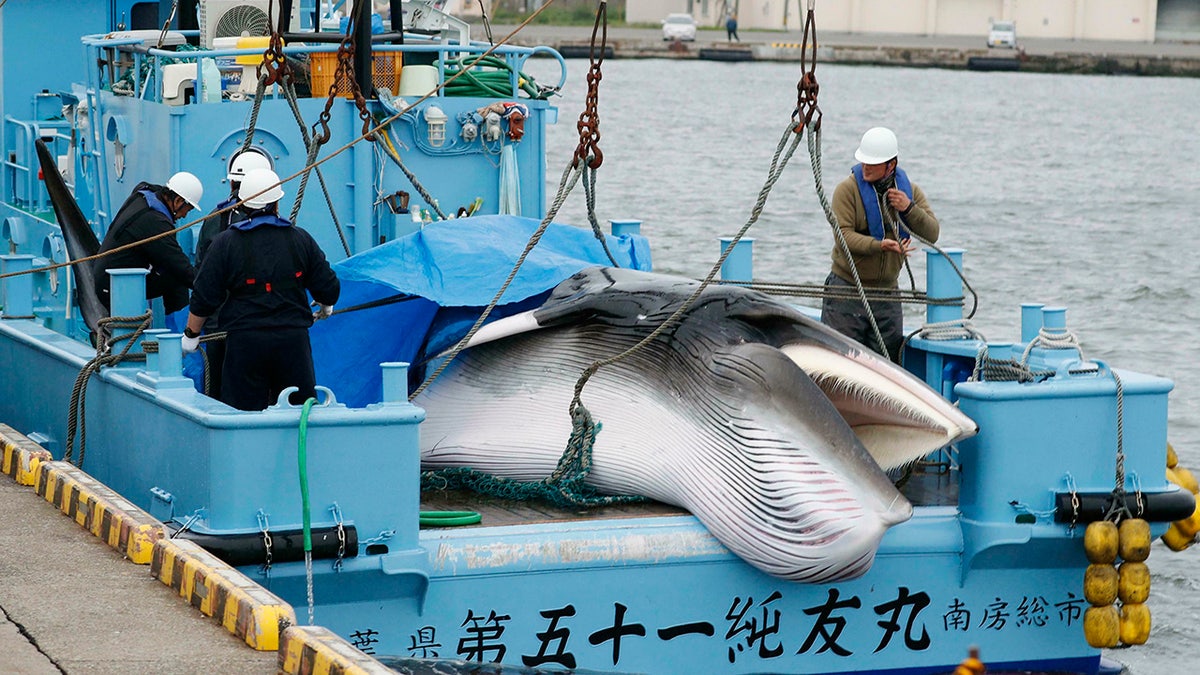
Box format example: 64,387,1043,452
0,2,1196,674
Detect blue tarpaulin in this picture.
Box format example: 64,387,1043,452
310,215,652,407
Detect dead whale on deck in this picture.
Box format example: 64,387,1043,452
414,267,977,582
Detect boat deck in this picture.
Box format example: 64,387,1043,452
419,460,961,528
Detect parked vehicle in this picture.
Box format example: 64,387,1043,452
662,13,698,42
988,20,1018,48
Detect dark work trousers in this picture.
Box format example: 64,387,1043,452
220,327,316,411
202,336,226,400
820,272,904,363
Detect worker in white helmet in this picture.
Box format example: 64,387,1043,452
93,171,203,314
820,127,940,363
192,149,273,399
182,168,340,411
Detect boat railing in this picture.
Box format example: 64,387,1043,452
1,117,73,216
81,31,566,107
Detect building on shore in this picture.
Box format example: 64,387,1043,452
625,0,1200,44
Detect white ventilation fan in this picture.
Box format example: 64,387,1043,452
199,0,300,48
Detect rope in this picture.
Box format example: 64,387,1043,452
1019,325,1083,368
63,311,152,467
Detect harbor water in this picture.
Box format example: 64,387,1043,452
524,57,1200,673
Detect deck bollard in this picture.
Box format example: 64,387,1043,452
381,362,411,404
142,328,170,374
719,237,754,283
1042,307,1068,335
924,248,964,325
0,254,36,318
609,219,642,237
107,268,150,356
157,333,184,378
1020,303,1044,343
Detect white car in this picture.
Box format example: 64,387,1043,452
662,13,697,42
987,20,1017,49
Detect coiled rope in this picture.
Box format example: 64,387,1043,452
63,311,151,467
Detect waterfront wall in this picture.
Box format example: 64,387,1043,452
628,0,1161,43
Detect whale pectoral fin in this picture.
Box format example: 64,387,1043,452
35,139,107,334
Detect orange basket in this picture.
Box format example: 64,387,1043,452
310,51,403,98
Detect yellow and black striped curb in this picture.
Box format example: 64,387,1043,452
0,423,53,486
772,42,813,48
35,460,164,563
152,538,297,651
279,625,395,675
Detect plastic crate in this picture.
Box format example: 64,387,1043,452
310,51,403,98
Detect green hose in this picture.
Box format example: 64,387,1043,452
419,510,482,527
298,397,316,553
441,55,545,99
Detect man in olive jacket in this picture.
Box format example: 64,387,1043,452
821,127,940,363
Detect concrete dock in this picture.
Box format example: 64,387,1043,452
0,473,277,674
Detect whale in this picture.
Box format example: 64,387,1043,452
414,266,977,582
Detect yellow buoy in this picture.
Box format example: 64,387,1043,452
1174,466,1200,495
1118,518,1152,562
1084,521,1119,564
1177,501,1200,540
1118,561,1151,604
1084,605,1121,648
1167,442,1178,469
1162,523,1196,552
1084,563,1119,606
1119,602,1151,646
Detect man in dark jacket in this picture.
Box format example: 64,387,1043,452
181,168,340,411
93,172,203,313
193,150,271,399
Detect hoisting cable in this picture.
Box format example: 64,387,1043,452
794,0,890,358
547,0,820,504
411,0,609,402
477,0,496,45
416,1,641,507
576,2,620,267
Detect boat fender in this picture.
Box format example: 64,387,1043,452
1084,521,1118,564
1118,561,1150,604
170,524,358,567
1084,563,1119,606
1119,602,1151,645
1168,465,1199,494
952,647,985,675
1084,605,1121,648
1117,518,1151,562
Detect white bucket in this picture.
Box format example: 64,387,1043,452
397,65,438,98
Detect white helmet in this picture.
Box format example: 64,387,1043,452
239,168,285,209
166,171,203,210
854,127,899,165
226,150,272,182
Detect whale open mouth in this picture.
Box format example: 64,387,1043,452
783,343,979,470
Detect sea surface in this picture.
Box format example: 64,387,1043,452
521,57,1200,673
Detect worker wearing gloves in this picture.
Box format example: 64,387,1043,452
191,150,273,400
182,168,339,411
